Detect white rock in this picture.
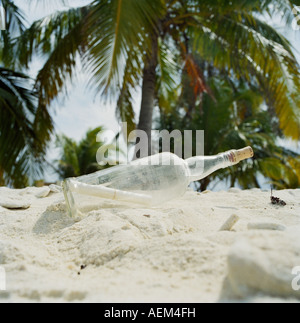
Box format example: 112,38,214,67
250,188,262,193
219,214,239,231
49,184,62,193
34,187,51,198
0,195,31,209
20,187,51,198
225,232,300,300
247,222,286,231
228,188,242,193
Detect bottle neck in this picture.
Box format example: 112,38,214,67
185,147,253,183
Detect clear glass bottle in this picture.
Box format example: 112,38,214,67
62,147,254,217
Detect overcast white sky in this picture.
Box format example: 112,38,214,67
13,1,300,184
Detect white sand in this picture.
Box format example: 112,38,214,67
0,186,299,303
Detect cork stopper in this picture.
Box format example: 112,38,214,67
235,146,254,162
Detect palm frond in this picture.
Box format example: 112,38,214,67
16,6,88,67
0,67,47,187
188,11,300,139
156,38,180,113
188,0,299,21
16,6,89,115
55,126,117,178
85,0,166,98
116,80,137,137
0,0,27,68
55,134,80,178
115,43,144,135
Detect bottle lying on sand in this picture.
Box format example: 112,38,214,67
62,147,254,217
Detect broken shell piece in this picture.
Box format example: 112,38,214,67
20,186,51,198
49,184,62,193
34,187,51,198
0,196,31,209
219,214,239,231
247,222,286,231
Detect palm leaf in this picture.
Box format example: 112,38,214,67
17,6,88,65
55,126,117,178
15,6,90,146
0,67,47,187
156,37,180,113
85,0,166,98
0,0,27,69
115,45,143,135
116,81,137,137
188,11,300,139
56,134,80,178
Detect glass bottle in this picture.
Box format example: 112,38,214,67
62,147,254,217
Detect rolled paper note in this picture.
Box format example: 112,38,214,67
69,180,153,206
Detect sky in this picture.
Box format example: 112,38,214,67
13,0,300,186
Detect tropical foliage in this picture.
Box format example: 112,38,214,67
157,62,300,190
56,127,117,178
0,68,49,187
0,1,53,187
1,0,300,188
15,0,300,143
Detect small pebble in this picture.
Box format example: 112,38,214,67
247,222,286,231
49,184,62,193
219,214,239,231
228,188,241,193
0,196,31,209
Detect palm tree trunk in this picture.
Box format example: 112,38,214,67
135,34,158,159
200,177,210,192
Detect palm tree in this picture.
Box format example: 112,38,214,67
56,126,118,178
15,0,300,158
156,64,300,191
0,1,53,187
0,68,47,187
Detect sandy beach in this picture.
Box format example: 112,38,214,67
0,186,299,303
